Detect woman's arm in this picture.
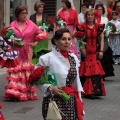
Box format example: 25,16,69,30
35,54,63,96
99,33,104,59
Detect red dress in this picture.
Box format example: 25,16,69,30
79,23,106,96
0,104,5,120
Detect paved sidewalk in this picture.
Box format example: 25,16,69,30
0,65,120,120
0,68,7,75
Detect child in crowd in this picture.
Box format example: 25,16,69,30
78,3,88,24
109,11,120,64
110,11,120,31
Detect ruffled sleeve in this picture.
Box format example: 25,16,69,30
35,53,49,68
76,23,86,32
35,53,51,97
97,24,105,36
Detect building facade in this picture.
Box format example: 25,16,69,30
1,0,79,31
0,0,97,31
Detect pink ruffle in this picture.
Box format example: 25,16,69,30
4,62,38,101
7,62,34,73
35,32,48,41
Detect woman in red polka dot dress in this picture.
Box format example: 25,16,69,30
78,8,106,98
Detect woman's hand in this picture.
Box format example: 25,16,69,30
29,42,38,47
109,32,114,35
72,30,76,37
48,86,63,96
80,47,86,57
99,51,103,59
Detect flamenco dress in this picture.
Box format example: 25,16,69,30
100,46,115,77
98,20,115,77
0,36,18,68
42,52,83,120
79,23,106,96
4,42,38,101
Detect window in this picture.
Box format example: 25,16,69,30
10,0,27,22
42,0,56,17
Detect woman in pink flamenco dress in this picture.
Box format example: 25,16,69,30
78,8,106,98
4,6,43,101
57,0,80,59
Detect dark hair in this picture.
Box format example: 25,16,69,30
51,28,70,45
82,2,89,8
113,1,120,10
95,4,105,15
15,6,28,18
34,1,45,12
112,11,119,15
61,0,71,9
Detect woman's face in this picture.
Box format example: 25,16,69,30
116,2,120,12
55,32,72,51
55,25,61,32
97,6,103,16
82,6,87,13
86,12,95,22
37,5,44,13
18,9,27,21
62,2,67,10
112,14,118,20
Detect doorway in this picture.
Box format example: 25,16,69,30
0,0,4,31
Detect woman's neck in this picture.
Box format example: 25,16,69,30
63,7,69,11
87,22,94,26
36,12,42,16
17,19,25,25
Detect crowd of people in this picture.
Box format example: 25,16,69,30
0,0,119,120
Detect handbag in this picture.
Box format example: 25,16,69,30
46,91,64,120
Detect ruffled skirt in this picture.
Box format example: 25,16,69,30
100,46,115,77
4,62,38,101
80,54,106,96
109,34,120,64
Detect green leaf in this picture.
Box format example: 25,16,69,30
32,58,39,65
33,39,49,52
17,41,24,46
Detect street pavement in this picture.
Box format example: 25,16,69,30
0,65,120,120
